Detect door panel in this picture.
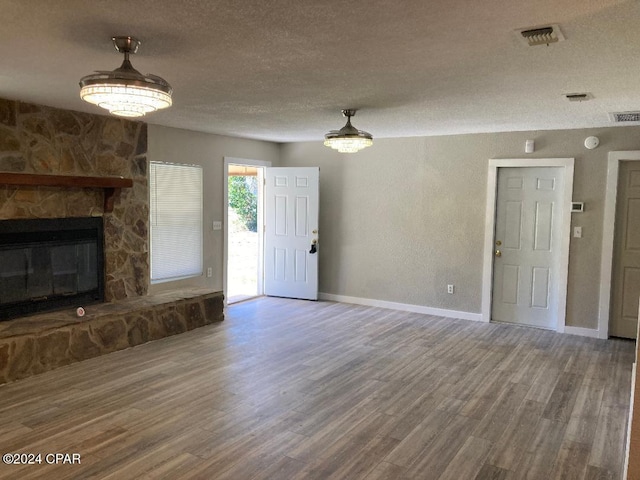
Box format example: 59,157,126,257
492,167,564,329
531,267,550,308
534,202,553,251
611,161,640,338
264,167,319,300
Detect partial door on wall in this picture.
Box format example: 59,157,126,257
491,167,565,329
610,161,640,339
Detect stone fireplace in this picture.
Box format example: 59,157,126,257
0,98,224,384
0,98,149,300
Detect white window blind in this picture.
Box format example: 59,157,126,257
150,161,203,282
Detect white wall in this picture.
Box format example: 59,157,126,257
147,124,280,294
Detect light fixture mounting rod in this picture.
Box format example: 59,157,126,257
113,36,140,55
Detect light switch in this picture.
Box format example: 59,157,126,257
573,226,582,238
213,221,222,231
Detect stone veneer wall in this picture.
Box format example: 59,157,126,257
0,98,149,301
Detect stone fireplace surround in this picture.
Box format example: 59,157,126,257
0,98,223,384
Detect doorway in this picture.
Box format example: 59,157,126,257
610,161,640,338
600,151,640,339
224,158,270,305
481,158,574,331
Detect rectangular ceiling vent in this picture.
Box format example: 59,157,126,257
564,93,592,102
516,24,565,46
610,111,640,123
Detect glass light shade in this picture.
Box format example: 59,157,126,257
324,136,373,153
324,110,373,153
79,37,172,118
80,83,172,117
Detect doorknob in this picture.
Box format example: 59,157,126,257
495,249,502,257
310,239,317,254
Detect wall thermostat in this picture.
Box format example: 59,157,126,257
571,202,584,212
584,136,599,149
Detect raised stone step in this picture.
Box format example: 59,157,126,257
0,289,224,384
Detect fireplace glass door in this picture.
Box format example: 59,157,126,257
0,217,104,320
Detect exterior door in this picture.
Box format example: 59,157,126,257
610,161,640,338
264,167,319,300
491,167,565,329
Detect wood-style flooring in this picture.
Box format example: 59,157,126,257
0,297,635,479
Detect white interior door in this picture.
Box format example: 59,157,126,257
491,167,565,329
264,167,319,300
610,161,640,338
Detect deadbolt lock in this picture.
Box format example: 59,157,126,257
495,240,502,246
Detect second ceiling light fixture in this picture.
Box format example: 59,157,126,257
324,109,373,153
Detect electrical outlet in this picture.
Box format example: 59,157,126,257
447,284,454,294
206,267,212,278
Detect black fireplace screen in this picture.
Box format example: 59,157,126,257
0,217,104,320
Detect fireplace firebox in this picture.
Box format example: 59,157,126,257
0,217,104,320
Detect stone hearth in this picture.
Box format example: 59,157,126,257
0,289,224,385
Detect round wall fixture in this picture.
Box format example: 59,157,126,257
584,136,600,149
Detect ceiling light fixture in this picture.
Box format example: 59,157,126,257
79,36,172,118
324,109,373,153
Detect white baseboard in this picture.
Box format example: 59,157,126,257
318,293,606,338
318,293,484,322
563,326,601,338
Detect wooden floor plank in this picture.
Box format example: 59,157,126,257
437,436,492,480
0,297,634,480
511,418,566,480
549,439,590,480
474,464,512,480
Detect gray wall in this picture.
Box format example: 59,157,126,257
147,124,280,294
280,126,640,329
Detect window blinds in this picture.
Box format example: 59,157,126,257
149,162,203,282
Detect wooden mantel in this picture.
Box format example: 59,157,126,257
0,173,134,213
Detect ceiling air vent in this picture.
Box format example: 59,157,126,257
515,24,565,46
610,111,640,123
564,93,592,102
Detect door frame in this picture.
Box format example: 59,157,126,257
223,157,272,306
481,158,575,331
598,151,640,339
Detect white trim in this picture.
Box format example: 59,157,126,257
223,157,272,306
599,151,640,339
624,361,636,480
481,158,575,333
319,293,483,322
564,326,601,338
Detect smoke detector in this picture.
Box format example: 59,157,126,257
515,24,565,46
610,111,640,123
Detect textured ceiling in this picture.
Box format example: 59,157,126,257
1,0,639,142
